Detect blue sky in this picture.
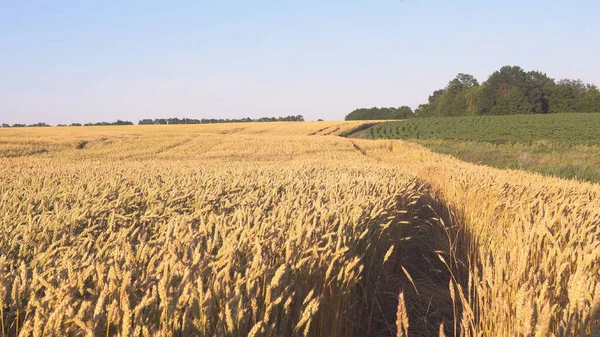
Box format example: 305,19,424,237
1,0,599,124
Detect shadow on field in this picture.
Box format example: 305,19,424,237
364,191,472,337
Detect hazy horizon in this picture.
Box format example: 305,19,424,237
2,0,599,125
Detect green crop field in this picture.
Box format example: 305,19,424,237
360,113,600,182
362,113,600,145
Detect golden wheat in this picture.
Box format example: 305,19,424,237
0,122,598,336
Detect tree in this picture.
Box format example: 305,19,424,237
414,89,445,117
579,85,600,112
479,66,531,114
353,65,600,118
139,119,155,125
548,79,589,113
464,85,482,115
490,88,533,115
82,120,134,126
396,106,413,119
437,73,480,116
114,120,133,125
524,71,555,113
137,116,304,125
345,107,412,120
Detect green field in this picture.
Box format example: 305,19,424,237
360,113,600,183
362,113,600,145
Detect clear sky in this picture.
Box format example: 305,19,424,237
1,0,599,124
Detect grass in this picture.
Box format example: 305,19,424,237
413,139,600,183
360,113,600,183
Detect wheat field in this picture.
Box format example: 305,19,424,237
0,122,598,336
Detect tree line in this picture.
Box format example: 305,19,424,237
138,115,304,125
345,106,413,120
1,120,134,127
2,122,52,127
346,66,600,120
1,115,305,127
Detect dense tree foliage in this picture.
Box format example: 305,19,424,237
29,122,52,127
344,66,600,120
414,66,600,117
138,115,305,125
83,120,134,126
1,122,51,127
345,106,413,120
548,80,600,113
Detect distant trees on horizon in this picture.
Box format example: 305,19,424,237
83,120,134,126
1,122,51,128
0,115,306,128
0,120,133,127
415,66,600,117
346,65,600,120
138,115,305,125
345,106,413,120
